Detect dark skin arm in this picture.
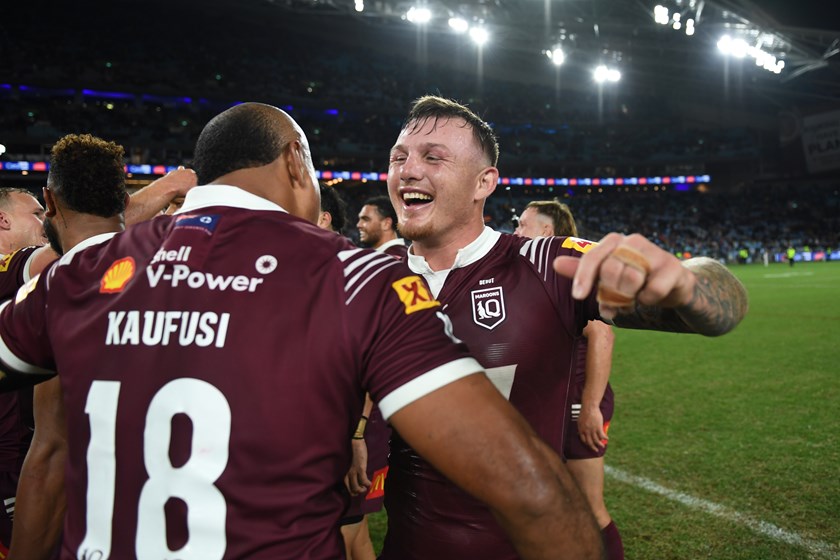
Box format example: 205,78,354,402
389,373,604,560
554,233,748,336
124,167,197,224
9,377,66,560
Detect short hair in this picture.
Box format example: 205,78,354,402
526,199,577,237
319,184,348,232
403,96,499,166
48,134,127,217
362,196,397,232
0,187,38,210
192,103,290,185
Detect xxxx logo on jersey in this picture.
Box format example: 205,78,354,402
100,257,136,294
561,237,597,254
0,249,19,273
391,275,440,315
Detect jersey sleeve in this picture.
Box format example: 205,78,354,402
0,246,39,301
0,266,56,379
338,248,482,420
517,235,601,336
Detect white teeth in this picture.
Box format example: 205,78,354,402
403,192,433,202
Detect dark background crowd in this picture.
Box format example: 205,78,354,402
1,0,837,263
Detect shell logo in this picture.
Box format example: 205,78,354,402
100,257,136,294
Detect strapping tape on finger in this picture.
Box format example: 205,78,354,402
596,246,652,308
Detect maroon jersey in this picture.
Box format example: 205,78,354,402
0,246,38,471
379,239,408,261
0,246,39,548
0,186,481,560
382,229,600,560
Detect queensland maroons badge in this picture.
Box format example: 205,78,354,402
471,286,506,330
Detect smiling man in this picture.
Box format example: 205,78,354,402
381,95,749,560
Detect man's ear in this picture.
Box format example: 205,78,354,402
474,167,499,202
0,210,10,231
285,140,308,190
42,187,57,218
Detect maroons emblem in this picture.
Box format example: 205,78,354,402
100,257,136,294
471,286,506,330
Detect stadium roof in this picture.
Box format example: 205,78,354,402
238,0,840,111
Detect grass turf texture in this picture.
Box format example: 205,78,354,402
367,261,840,559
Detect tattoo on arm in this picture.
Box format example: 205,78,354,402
613,257,748,336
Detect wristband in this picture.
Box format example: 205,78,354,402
353,415,369,440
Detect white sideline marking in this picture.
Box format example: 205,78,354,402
763,271,815,278
605,465,840,559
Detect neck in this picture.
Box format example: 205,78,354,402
60,213,125,252
411,222,485,272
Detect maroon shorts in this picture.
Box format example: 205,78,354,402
563,382,614,460
342,405,391,520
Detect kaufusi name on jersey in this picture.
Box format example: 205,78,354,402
146,264,265,293
105,310,230,347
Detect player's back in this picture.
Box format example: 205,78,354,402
44,207,379,559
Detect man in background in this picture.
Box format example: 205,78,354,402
516,198,623,559
357,196,406,259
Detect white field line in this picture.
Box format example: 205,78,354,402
605,465,840,559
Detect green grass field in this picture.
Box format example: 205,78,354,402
368,261,840,559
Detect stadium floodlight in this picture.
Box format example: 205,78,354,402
717,35,732,54
594,65,620,83
354,0,364,12
685,18,695,36
469,26,489,46
654,5,669,25
731,38,748,58
672,20,681,30
0,144,5,156
546,46,565,66
406,7,432,24
448,17,469,33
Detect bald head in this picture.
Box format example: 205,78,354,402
192,102,321,224
193,103,303,185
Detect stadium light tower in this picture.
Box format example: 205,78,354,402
406,6,432,24
469,26,489,46
545,46,565,66
448,17,469,33
593,65,621,83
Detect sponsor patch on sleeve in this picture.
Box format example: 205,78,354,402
0,250,20,273
391,275,440,315
561,236,597,254
174,214,220,235
100,257,136,294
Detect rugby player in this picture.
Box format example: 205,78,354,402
380,95,749,559
0,160,195,559
516,199,623,559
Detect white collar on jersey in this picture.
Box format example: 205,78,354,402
407,226,501,275
376,238,406,253
59,232,119,264
175,185,290,215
